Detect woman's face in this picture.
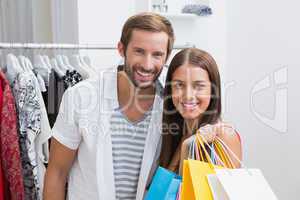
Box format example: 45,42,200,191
171,63,211,121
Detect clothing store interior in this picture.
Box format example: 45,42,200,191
0,0,298,200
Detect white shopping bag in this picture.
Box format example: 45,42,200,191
198,134,278,200
215,168,278,200
207,174,229,200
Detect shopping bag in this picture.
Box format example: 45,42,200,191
181,159,223,200
165,177,182,200
206,174,229,200
175,183,182,200
181,134,227,200
213,139,235,168
145,167,181,200
190,131,236,168
215,168,278,200
212,137,278,200
181,133,240,200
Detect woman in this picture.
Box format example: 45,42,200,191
159,48,242,175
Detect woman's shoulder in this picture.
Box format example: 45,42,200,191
217,121,241,142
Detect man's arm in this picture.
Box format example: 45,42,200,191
43,138,77,200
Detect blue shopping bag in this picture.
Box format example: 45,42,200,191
145,167,182,200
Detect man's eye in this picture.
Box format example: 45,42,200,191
153,53,163,58
135,49,144,54
173,82,184,89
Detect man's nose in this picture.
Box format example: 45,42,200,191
141,55,154,71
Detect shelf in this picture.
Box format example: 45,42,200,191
155,12,197,20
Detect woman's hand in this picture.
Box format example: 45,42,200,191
198,122,242,168
197,122,236,143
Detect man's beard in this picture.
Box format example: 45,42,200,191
123,59,162,89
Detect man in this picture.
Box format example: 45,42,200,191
43,12,174,200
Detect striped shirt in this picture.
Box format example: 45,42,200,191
110,108,152,200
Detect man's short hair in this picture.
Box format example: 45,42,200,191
120,12,175,60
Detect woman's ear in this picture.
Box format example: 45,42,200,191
117,41,125,58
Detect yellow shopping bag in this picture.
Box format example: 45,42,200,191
181,159,222,200
181,134,225,200
213,139,235,168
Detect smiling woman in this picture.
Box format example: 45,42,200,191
171,64,212,121
159,48,242,174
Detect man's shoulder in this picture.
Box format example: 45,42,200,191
65,66,117,106
72,66,117,89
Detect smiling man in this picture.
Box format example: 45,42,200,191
43,13,174,200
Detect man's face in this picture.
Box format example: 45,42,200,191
119,29,169,89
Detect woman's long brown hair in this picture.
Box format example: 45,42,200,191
159,48,222,168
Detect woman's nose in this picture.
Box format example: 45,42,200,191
184,85,195,101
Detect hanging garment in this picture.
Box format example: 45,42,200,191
62,70,83,88
13,70,51,200
45,69,66,127
12,72,40,199
46,69,81,127
21,57,51,199
35,73,47,92
0,70,25,200
0,160,4,200
0,78,5,200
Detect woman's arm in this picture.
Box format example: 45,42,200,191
178,122,242,174
216,124,242,168
198,122,242,168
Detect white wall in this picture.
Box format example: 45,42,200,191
225,0,300,199
165,0,227,80
76,0,136,67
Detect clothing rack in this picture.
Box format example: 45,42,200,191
0,42,195,50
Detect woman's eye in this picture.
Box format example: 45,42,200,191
194,84,205,90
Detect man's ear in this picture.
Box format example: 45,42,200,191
117,41,125,58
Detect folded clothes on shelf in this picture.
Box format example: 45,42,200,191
182,4,212,16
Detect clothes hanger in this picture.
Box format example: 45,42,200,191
62,55,74,71
83,55,92,67
82,55,97,72
69,54,90,79
42,55,53,70
34,54,48,71
26,56,46,91
12,54,25,73
6,54,23,83
55,54,68,73
25,57,35,72
79,55,96,73
18,55,28,72
80,48,95,71
14,47,24,72
24,56,38,77
50,58,64,78
34,45,47,70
